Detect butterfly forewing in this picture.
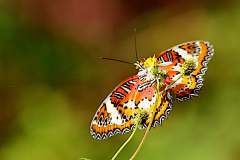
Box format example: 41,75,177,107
90,76,139,140
91,75,162,139
156,41,214,101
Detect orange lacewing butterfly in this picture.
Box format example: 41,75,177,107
90,41,214,140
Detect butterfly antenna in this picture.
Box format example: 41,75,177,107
134,28,139,61
100,57,133,65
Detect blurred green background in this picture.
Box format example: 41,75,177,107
0,0,240,160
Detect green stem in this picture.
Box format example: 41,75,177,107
111,113,141,160
129,80,161,160
129,113,154,160
165,74,182,91
111,73,183,160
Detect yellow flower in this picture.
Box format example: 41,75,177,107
143,56,157,68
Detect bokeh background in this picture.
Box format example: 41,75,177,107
0,0,240,160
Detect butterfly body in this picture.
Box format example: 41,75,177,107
90,41,214,140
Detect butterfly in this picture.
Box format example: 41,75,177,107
90,41,214,140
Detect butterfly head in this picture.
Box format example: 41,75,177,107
135,56,167,82
143,56,160,76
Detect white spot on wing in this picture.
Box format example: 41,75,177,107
138,94,157,111
105,97,123,125
123,100,136,109
171,74,182,87
172,65,181,72
159,62,173,66
121,86,131,93
92,121,97,125
173,47,192,60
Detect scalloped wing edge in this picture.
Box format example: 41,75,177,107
176,41,214,102
90,124,136,140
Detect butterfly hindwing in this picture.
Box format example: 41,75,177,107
156,41,214,101
139,92,173,129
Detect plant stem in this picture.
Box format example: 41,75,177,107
111,113,141,160
111,73,183,160
129,113,154,160
129,80,161,160
129,74,183,159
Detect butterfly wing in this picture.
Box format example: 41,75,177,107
139,91,173,129
91,75,157,139
156,41,214,101
90,74,169,139
90,75,139,140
